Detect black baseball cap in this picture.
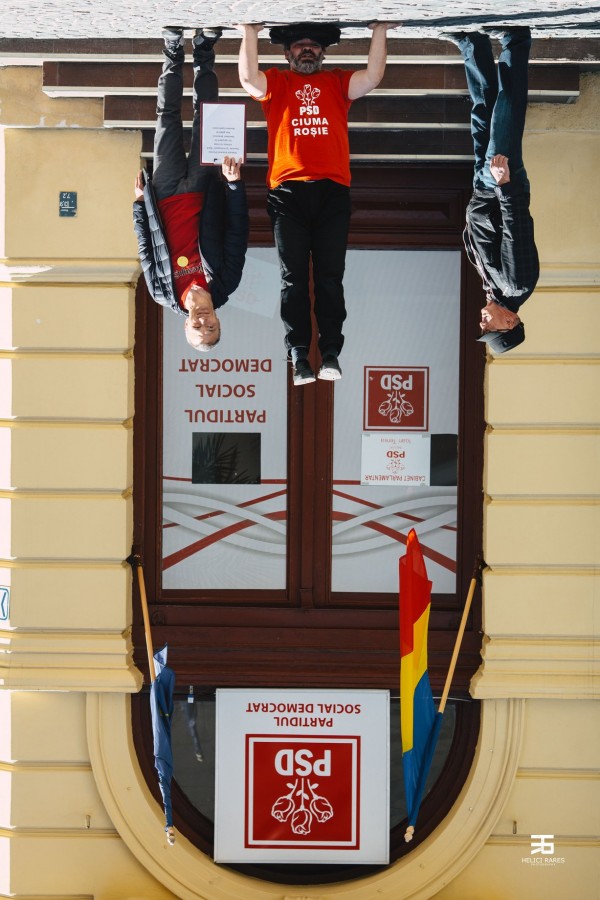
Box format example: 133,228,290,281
477,321,525,353
269,23,342,48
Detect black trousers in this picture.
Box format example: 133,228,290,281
153,43,218,201
267,179,351,357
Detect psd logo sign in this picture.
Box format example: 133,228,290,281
245,735,360,849
364,367,429,431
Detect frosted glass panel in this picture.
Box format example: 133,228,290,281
161,249,288,590
332,250,460,594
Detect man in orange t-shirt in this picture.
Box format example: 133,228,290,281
238,22,392,384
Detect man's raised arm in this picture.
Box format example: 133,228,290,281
237,23,268,100
348,22,393,101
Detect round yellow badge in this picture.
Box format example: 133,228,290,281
177,256,189,267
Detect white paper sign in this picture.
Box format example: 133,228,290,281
215,688,389,864
361,432,431,486
201,103,246,164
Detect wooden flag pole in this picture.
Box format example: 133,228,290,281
438,556,486,715
127,554,156,683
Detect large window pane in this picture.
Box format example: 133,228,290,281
332,250,460,594
161,249,288,590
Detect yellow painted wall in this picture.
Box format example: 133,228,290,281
0,67,175,900
0,65,104,128
0,65,598,900
451,74,600,898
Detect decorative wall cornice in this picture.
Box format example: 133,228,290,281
0,261,141,284
471,637,599,699
0,629,142,691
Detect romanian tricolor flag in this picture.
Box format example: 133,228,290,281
400,529,443,841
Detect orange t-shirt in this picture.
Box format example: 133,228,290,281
157,191,209,309
260,68,354,189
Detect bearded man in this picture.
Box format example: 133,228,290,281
237,22,392,383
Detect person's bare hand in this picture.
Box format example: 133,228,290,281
134,170,145,200
234,23,263,35
222,156,242,182
367,21,397,32
490,154,511,185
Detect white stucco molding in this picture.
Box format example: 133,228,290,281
87,694,524,900
471,636,600,699
536,263,600,289
0,629,142,691
0,260,141,284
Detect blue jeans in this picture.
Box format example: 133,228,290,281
455,30,531,192
153,44,218,201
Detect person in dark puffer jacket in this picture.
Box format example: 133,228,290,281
133,26,249,351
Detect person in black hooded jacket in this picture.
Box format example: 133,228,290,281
133,26,249,351
441,26,539,353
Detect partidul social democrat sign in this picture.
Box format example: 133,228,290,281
214,689,389,863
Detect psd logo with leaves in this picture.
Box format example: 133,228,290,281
245,736,360,849
364,367,429,431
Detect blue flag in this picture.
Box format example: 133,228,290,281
150,644,175,829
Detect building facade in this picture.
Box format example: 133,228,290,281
0,57,599,899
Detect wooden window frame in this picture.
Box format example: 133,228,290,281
132,163,484,695
131,162,484,871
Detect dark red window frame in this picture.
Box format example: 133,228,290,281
132,163,484,694
131,163,484,869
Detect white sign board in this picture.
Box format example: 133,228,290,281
215,688,390,863
201,103,246,164
361,432,431,486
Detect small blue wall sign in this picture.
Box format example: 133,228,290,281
0,586,9,621
59,191,77,217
